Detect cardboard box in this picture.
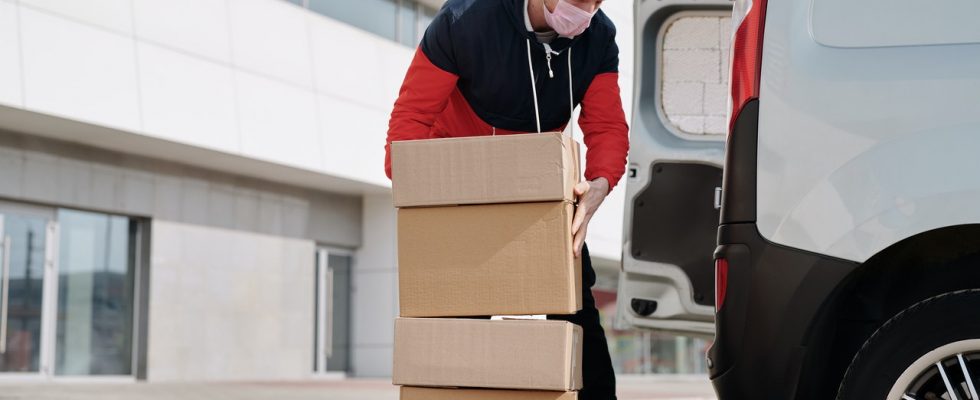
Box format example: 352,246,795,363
400,387,578,400
393,318,583,391
391,132,580,208
398,201,581,317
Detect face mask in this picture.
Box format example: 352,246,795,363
543,0,596,38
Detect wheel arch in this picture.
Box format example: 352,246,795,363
800,224,980,399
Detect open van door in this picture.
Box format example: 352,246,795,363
615,0,733,336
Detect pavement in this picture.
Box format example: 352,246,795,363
0,376,716,400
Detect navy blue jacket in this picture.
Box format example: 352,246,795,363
386,0,629,190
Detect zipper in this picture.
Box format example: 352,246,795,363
543,43,558,78
546,52,554,78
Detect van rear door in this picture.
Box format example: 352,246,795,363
615,0,733,336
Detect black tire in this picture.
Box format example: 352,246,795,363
837,289,980,399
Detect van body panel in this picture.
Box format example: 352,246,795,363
757,0,980,262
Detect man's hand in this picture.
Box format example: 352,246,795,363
572,177,609,258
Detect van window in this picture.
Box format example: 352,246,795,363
811,0,980,48
660,14,731,136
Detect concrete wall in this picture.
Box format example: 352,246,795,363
350,194,399,377
0,130,362,248
147,220,316,381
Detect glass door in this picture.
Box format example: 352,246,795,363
54,209,139,376
0,202,142,380
314,248,352,375
0,204,56,377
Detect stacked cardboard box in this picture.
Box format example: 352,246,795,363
391,132,584,399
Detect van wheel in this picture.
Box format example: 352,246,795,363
837,290,980,400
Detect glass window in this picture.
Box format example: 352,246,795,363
308,0,398,41
660,14,732,136
55,209,138,376
398,1,419,47
294,0,436,47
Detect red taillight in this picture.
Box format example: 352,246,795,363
715,258,729,311
727,0,768,134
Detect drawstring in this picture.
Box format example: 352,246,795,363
526,39,543,133
567,48,574,138
526,39,576,137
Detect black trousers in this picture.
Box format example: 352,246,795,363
548,244,618,400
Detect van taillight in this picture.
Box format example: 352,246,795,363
728,0,767,134
715,258,729,311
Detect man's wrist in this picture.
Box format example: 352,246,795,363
591,177,610,193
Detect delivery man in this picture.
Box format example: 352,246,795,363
385,0,628,398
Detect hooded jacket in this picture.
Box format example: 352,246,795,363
385,0,629,191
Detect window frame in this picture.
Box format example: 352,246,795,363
313,246,354,376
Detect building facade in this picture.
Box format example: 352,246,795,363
0,0,721,382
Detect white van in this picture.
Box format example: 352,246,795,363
616,0,980,398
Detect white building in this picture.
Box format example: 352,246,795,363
0,0,641,381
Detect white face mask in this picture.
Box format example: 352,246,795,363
542,0,596,38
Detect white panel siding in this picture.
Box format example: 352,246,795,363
309,16,411,107
20,0,134,34
309,18,384,105
236,70,321,171
227,0,313,87
6,0,418,192
137,42,240,152
19,6,142,132
378,44,414,107
319,95,390,186
132,0,233,63
0,0,21,107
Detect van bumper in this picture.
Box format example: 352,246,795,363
708,223,858,399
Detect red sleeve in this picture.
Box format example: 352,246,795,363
385,48,459,179
578,72,629,193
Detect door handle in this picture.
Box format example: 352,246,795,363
1,235,11,354
324,267,334,360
